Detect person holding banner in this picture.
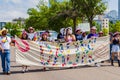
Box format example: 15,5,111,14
0,28,11,75
28,27,37,41
41,32,49,41
87,26,100,67
82,31,87,40
64,27,76,42
87,26,98,39
98,31,103,37
57,28,65,42
21,31,29,73
111,32,120,67
75,28,83,41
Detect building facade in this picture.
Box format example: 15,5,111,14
102,18,109,28
118,0,120,20
0,22,6,30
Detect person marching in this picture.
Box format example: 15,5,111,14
111,32,120,67
64,27,76,42
40,32,49,71
57,28,65,42
98,31,104,37
0,28,11,75
87,26,100,67
28,27,37,41
75,28,83,41
20,30,29,73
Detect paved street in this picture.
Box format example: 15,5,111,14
0,48,120,80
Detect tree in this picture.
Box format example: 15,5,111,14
102,28,109,36
71,0,106,27
26,0,82,32
112,21,120,32
109,21,120,33
92,21,101,32
4,22,23,37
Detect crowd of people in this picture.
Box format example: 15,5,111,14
0,26,118,75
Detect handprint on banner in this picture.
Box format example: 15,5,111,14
15,40,30,52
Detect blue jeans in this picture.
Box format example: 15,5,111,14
0,50,11,72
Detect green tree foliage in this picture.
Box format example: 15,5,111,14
26,0,75,32
71,0,106,27
112,21,120,32
109,21,120,33
92,21,101,32
26,0,106,32
4,22,23,37
102,28,109,36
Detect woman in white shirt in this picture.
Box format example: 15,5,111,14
28,27,36,41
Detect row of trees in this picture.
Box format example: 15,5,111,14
26,0,106,32
6,0,120,36
109,21,120,33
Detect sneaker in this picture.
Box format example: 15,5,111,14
95,63,101,67
25,69,29,72
22,70,25,73
7,71,11,75
43,67,46,71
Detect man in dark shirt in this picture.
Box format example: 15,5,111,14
75,28,83,41
87,26,98,39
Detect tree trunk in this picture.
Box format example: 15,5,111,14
73,17,76,34
88,18,93,28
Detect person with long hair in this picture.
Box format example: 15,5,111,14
111,32,120,67
21,31,29,73
64,27,76,42
40,32,49,71
82,31,88,40
41,32,48,41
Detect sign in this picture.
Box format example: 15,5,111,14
77,23,90,32
15,36,109,67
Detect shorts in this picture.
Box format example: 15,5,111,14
111,45,120,53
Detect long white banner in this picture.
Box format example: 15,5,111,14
15,36,110,67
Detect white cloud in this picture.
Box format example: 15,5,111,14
4,0,22,4
0,0,39,22
0,10,29,22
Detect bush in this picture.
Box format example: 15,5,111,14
102,28,109,36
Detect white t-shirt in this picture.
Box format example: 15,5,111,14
0,36,11,49
28,33,35,40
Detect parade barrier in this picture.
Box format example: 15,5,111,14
15,36,110,67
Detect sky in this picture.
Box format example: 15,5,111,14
0,0,118,22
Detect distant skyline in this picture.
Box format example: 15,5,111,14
0,0,118,22
108,0,118,12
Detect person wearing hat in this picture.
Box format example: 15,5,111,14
75,28,83,41
41,32,49,41
57,28,65,42
111,32,120,67
64,27,76,43
87,26,101,67
87,26,98,39
28,27,36,40
0,28,11,75
20,30,29,73
98,31,103,37
82,31,88,40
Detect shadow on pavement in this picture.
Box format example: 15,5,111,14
0,64,112,75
